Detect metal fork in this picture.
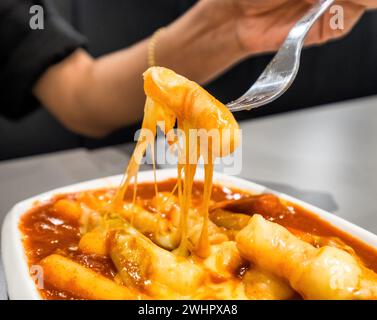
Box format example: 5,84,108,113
227,0,334,112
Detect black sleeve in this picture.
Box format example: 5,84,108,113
0,0,87,120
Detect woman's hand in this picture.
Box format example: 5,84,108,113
205,0,377,55
159,0,376,83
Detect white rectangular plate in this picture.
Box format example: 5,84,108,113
2,168,377,299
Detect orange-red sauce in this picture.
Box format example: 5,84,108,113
19,179,377,299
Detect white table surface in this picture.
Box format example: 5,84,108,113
238,95,377,233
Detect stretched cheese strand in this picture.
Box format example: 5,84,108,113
113,67,240,258
195,152,214,257
112,97,175,210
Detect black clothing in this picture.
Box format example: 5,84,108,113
0,0,86,120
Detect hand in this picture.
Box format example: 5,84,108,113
154,0,376,84
202,0,377,55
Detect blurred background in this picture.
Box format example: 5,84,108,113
1,0,377,161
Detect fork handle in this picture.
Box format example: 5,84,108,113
286,0,335,47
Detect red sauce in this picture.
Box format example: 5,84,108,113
19,179,377,299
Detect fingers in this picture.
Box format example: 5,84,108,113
304,0,377,7
305,2,365,45
341,0,377,8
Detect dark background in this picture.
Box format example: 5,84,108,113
1,0,376,161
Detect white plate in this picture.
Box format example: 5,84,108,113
2,168,377,300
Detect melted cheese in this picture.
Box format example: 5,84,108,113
113,67,240,258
